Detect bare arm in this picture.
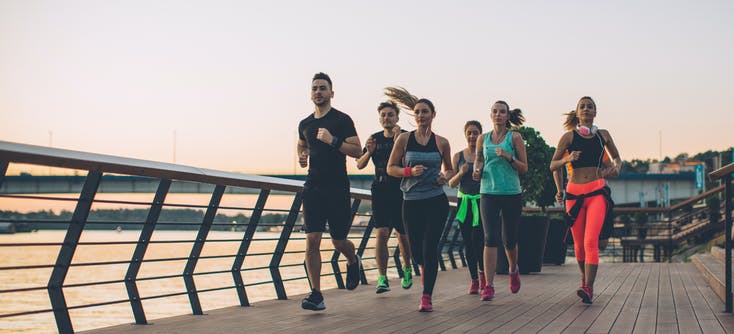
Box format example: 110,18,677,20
340,135,362,158
472,134,485,181
297,139,309,168
600,129,622,177
355,135,374,170
553,169,564,203
387,133,410,178
550,132,575,171
448,151,463,188
509,132,528,174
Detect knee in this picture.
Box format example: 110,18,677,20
584,238,598,251
376,228,390,243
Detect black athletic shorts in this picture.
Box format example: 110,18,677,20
371,182,405,234
302,184,352,240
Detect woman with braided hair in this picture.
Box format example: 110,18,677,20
385,87,454,312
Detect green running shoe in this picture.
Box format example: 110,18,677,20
401,266,413,289
376,275,390,293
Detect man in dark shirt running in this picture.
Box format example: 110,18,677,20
297,72,363,311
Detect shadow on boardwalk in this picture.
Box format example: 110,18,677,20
86,263,734,334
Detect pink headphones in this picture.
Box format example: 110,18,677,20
577,125,598,135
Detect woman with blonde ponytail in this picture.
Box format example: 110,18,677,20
385,87,454,312
550,96,621,305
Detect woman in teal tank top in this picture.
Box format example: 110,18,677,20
472,100,528,301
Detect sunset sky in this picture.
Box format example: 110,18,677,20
1,0,732,176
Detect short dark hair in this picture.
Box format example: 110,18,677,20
378,101,400,115
464,120,482,133
312,72,332,89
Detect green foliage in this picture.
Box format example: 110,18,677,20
514,126,556,209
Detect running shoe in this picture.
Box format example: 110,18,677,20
346,255,362,290
577,286,593,304
401,266,413,289
418,293,433,312
376,275,391,294
478,272,487,292
481,284,495,301
301,290,325,311
468,279,479,295
510,265,521,294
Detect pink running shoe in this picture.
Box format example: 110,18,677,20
419,293,433,312
478,272,487,291
480,285,495,301
468,279,479,294
577,286,593,304
510,266,521,294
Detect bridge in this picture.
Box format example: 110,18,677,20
1,171,697,207
0,140,732,333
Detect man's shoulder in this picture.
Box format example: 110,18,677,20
298,113,316,127
330,108,352,121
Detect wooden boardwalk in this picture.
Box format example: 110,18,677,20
86,263,734,333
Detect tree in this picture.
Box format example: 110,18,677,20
514,126,556,209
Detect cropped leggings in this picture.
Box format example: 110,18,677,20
403,193,449,295
566,179,607,265
480,194,522,249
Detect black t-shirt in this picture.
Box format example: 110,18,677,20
298,108,357,187
365,130,406,187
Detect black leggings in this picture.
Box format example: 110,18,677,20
458,198,484,279
480,194,522,249
403,193,449,295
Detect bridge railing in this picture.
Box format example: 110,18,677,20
709,162,734,312
0,140,461,333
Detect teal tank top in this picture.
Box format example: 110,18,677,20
480,130,521,195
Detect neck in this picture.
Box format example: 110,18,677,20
579,121,593,127
493,125,507,134
416,125,431,137
467,145,476,153
314,103,332,117
383,127,395,137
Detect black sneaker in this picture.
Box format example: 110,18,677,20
301,290,325,311
346,255,362,290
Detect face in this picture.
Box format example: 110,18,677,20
413,102,434,127
311,79,333,107
378,107,399,129
465,125,480,145
576,98,596,123
490,102,509,126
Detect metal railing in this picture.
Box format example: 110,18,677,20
709,162,734,312
0,140,462,333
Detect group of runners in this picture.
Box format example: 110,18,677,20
296,72,621,312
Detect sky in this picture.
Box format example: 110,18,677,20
1,0,732,176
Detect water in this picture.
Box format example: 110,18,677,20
0,229,381,333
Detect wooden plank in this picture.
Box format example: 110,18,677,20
657,264,679,333
682,262,733,334
584,263,645,333
610,263,653,334
632,262,660,333
671,263,704,334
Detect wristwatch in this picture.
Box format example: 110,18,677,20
508,156,515,163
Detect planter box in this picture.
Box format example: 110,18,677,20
543,218,568,265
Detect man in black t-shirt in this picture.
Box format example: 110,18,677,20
356,101,413,294
297,72,363,311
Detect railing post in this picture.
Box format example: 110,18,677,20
393,242,404,278
125,178,171,324
437,209,457,271
355,215,375,284
330,198,362,288
446,223,461,269
270,192,303,300
0,161,8,188
48,170,102,334
725,175,732,312
183,185,225,315
232,189,270,306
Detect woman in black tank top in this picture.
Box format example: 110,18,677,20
448,121,485,295
549,96,622,305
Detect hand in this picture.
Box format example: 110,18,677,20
459,163,469,174
392,124,402,138
365,136,376,154
495,148,507,159
555,191,563,203
437,173,448,185
566,151,581,163
411,165,427,177
316,128,333,144
298,150,309,168
472,168,482,181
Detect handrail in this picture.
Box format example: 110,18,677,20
0,140,464,332
709,162,733,313
709,162,734,181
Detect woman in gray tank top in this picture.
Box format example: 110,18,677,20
385,87,454,313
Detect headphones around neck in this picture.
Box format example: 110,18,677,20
577,125,598,136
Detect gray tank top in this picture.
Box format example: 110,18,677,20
400,132,445,200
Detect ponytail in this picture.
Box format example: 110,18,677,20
494,100,525,129
563,111,579,131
